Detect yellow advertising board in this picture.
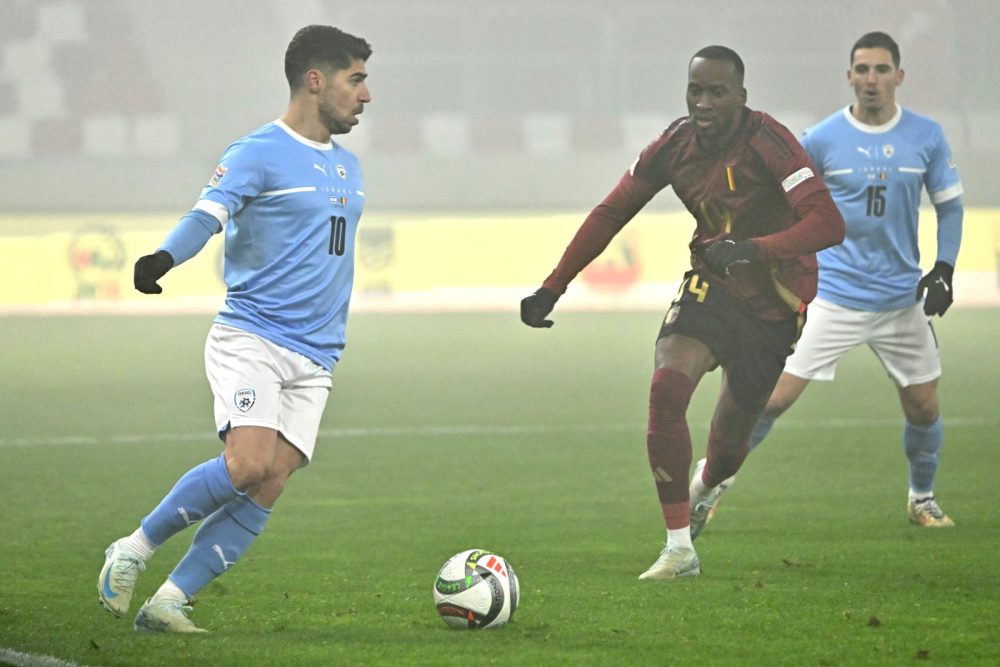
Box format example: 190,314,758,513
2,209,998,313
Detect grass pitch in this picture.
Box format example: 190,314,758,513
1,309,998,666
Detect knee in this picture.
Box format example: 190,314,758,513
904,401,939,426
901,386,939,426
650,368,695,417
224,453,269,492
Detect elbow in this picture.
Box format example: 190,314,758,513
825,211,846,248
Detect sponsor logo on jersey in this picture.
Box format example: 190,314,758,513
781,167,814,192
336,164,347,179
313,163,328,176
234,388,256,412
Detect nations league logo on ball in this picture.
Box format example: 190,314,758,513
234,388,256,413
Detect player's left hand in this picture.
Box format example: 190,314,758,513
916,261,954,316
702,239,759,276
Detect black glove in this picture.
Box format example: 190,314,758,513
702,239,759,276
134,250,175,294
520,287,558,328
916,261,954,316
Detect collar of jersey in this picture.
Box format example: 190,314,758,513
841,104,902,134
274,119,334,150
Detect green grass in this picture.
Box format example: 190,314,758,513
1,309,998,666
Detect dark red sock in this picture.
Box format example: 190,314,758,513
647,368,694,529
703,427,749,486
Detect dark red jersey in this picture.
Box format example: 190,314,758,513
543,108,845,319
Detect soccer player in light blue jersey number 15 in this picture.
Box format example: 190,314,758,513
688,31,963,535
97,25,372,633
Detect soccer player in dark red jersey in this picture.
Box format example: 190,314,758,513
520,46,845,580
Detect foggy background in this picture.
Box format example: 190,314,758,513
1,0,997,215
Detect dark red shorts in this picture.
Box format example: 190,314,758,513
657,270,803,411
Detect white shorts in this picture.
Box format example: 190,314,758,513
784,297,941,387
204,324,332,462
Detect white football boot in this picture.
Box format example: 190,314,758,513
134,598,207,634
98,539,146,617
689,458,736,540
907,496,955,528
638,543,701,580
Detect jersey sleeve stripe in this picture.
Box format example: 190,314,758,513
194,198,230,225
259,186,317,197
929,182,964,204
898,167,927,174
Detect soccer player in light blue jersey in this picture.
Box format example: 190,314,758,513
689,31,963,535
97,25,372,633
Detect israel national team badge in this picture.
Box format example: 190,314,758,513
234,388,256,412
882,144,894,158
336,164,347,179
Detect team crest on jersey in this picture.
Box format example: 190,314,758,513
208,165,228,187
336,164,347,179
234,388,256,413
882,144,894,158
664,304,680,326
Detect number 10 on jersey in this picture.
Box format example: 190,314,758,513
329,216,347,255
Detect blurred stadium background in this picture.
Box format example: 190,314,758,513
2,0,999,315
0,0,998,210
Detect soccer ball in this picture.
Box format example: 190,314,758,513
433,548,519,629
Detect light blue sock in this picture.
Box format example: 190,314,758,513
140,454,240,546
169,494,271,598
748,414,776,452
904,417,943,495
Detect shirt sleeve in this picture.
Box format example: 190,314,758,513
933,196,963,266
195,139,264,225
925,123,963,205
158,209,221,266
749,118,845,259
541,170,660,296
753,188,845,260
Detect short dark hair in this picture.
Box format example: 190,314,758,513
691,45,745,84
850,31,900,68
284,25,372,89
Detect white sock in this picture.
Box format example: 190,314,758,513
667,527,693,550
909,489,934,503
150,579,188,604
123,527,157,561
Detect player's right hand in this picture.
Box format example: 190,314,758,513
134,250,175,294
520,288,558,328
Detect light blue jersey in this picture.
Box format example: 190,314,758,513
194,119,364,370
801,105,962,311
